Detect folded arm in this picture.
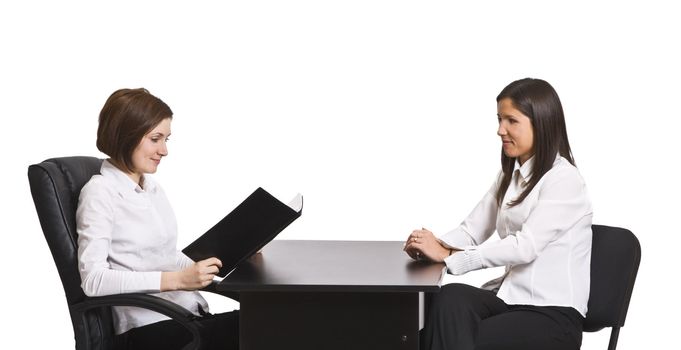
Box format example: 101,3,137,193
445,168,592,274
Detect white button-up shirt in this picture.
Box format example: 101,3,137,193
440,155,592,316
76,160,208,334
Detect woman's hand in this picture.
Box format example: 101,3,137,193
403,228,452,263
161,257,222,291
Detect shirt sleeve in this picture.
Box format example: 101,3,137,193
76,180,162,296
446,166,592,275
176,252,195,269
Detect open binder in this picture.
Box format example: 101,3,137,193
182,187,303,277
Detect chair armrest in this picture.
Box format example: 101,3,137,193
201,281,240,302
71,293,198,321
70,293,202,350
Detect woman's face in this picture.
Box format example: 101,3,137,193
131,118,172,177
497,98,534,165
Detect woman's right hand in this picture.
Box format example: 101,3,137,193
161,257,222,291
404,228,453,262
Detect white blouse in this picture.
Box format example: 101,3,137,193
440,155,592,316
76,160,208,334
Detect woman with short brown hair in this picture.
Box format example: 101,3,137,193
77,88,238,350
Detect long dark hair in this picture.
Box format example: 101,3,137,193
495,78,575,207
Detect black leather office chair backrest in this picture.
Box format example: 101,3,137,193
29,156,214,350
28,156,112,348
584,224,641,350
29,156,103,305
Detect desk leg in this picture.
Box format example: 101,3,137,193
240,291,420,350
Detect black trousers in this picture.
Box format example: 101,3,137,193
114,310,239,350
422,283,583,350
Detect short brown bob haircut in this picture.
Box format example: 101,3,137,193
96,88,173,173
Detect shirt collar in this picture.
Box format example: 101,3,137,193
101,160,157,194
513,155,535,183
512,154,564,184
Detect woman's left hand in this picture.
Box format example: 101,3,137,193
403,228,451,262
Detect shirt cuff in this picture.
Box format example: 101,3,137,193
176,252,195,269
444,248,483,275
439,227,476,250
146,271,164,293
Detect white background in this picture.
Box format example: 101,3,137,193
1,1,678,348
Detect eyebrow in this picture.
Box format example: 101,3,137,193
150,132,171,137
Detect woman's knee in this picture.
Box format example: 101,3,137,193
428,283,507,320
431,283,485,310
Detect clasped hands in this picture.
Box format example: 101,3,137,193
403,228,457,263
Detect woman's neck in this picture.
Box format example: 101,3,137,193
127,172,144,188
518,153,534,166
108,159,144,187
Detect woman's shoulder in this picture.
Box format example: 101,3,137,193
551,156,583,177
541,156,587,190
80,174,117,200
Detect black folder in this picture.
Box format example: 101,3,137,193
182,187,303,277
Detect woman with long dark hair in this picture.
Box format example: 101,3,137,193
404,78,592,350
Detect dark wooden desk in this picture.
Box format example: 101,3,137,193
217,240,445,350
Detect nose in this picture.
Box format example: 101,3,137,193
497,122,506,137
158,141,168,157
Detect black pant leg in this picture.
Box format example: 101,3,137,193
115,319,192,350
115,311,239,350
197,311,240,350
474,305,583,350
423,283,508,350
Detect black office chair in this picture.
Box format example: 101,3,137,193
28,156,236,350
584,225,641,350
